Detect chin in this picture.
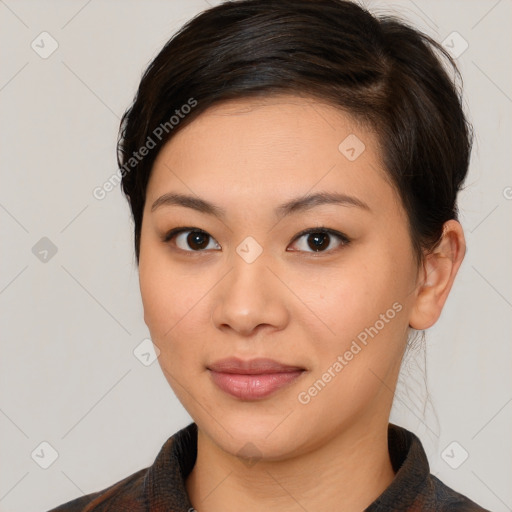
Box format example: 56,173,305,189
194,405,313,462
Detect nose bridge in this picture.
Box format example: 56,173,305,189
234,234,265,266
227,240,271,304
211,237,288,334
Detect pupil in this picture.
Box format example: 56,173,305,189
308,232,329,251
188,231,209,250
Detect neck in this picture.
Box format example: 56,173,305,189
185,416,395,512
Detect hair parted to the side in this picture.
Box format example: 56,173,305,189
117,0,472,265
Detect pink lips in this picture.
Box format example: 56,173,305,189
207,357,305,400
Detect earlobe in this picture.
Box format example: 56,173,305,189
409,220,466,330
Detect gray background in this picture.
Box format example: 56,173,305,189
0,0,511,510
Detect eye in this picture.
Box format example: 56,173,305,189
163,226,349,254
163,227,221,252
288,227,350,253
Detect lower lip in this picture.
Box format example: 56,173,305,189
208,370,304,400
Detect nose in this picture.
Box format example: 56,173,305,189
211,251,289,337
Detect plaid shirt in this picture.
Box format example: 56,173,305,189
48,423,491,511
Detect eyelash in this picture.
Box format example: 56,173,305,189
162,226,351,255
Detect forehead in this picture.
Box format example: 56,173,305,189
147,94,399,217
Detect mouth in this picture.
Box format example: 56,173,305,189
207,357,306,400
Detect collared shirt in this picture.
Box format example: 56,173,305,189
48,423,491,511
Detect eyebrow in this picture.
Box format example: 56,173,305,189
151,191,370,219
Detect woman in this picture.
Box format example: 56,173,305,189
49,0,491,510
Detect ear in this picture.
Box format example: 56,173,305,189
409,220,466,330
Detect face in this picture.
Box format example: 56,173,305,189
139,94,420,460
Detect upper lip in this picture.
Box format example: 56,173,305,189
207,357,305,375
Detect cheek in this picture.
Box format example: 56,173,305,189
139,245,182,333
293,256,409,341
290,260,410,417
288,244,414,387
138,247,217,366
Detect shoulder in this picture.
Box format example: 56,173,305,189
427,474,492,512
46,423,197,512
46,467,148,511
368,424,493,512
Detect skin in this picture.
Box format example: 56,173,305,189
138,94,465,512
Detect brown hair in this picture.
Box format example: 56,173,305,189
117,0,472,264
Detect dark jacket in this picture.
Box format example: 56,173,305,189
48,423,491,511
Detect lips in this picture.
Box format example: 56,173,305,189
207,357,306,400
208,357,304,374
